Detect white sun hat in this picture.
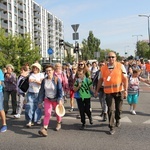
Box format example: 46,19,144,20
55,104,65,117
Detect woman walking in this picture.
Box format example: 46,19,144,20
38,65,63,137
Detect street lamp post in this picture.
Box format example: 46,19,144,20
132,34,142,57
138,15,150,47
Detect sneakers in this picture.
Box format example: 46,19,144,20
38,127,48,137
0,125,7,133
116,121,121,127
89,118,93,125
109,129,115,135
100,111,104,117
132,110,136,115
37,119,42,125
11,111,16,115
76,114,81,119
103,113,107,121
130,107,133,113
26,122,34,128
80,124,85,130
69,108,74,112
55,123,61,131
14,114,21,119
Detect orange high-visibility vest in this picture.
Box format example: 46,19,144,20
146,63,150,72
101,62,123,94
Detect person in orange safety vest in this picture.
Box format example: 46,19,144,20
95,52,128,135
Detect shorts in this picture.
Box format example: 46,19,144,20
0,92,4,111
127,93,139,104
70,89,75,99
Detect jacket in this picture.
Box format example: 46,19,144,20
38,76,63,104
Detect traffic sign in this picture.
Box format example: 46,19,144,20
47,48,54,55
73,32,79,40
71,24,79,32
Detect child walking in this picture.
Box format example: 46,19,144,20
127,69,150,115
73,70,94,130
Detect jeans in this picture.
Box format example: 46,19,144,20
105,92,123,129
4,89,17,112
0,92,4,111
76,98,92,125
25,92,42,123
16,93,25,115
99,90,108,114
43,98,62,126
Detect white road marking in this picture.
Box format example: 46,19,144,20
120,116,132,123
143,119,150,124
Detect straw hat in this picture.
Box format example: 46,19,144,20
55,104,65,117
31,63,41,71
6,64,14,70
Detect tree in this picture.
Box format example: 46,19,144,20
136,41,149,58
0,28,41,74
64,48,75,63
81,31,101,61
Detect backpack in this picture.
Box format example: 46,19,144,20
18,75,30,93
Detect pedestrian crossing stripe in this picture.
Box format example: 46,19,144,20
63,115,132,123
143,119,150,124
120,116,132,123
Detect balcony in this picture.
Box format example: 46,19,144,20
19,27,24,34
18,4,23,10
34,31,41,37
34,26,41,32
18,19,23,26
1,21,8,29
35,39,41,45
33,4,41,12
0,12,8,20
18,0,23,4
34,19,41,25
18,11,23,18
34,12,40,19
0,3,7,10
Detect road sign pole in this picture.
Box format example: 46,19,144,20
71,24,80,63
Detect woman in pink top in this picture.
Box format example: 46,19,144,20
54,63,69,99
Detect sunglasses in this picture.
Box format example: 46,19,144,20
108,56,115,59
78,64,84,66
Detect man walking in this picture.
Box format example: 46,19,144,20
95,52,128,135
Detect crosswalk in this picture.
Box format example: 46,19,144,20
62,115,150,124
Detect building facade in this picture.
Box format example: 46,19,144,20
0,0,64,63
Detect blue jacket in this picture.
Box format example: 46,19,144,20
0,69,4,92
38,76,63,104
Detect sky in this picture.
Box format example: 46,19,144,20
35,0,150,56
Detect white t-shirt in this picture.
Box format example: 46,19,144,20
28,73,44,93
44,79,57,99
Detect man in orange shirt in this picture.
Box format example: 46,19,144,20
145,60,150,80
95,52,128,135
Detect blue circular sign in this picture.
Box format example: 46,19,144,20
47,48,54,55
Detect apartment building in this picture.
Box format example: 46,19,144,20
0,0,64,63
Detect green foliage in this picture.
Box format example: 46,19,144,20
81,31,101,61
136,41,150,58
0,28,41,74
81,31,121,62
64,48,75,63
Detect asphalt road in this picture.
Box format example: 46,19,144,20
0,82,150,150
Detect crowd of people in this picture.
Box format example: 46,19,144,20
0,51,150,136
